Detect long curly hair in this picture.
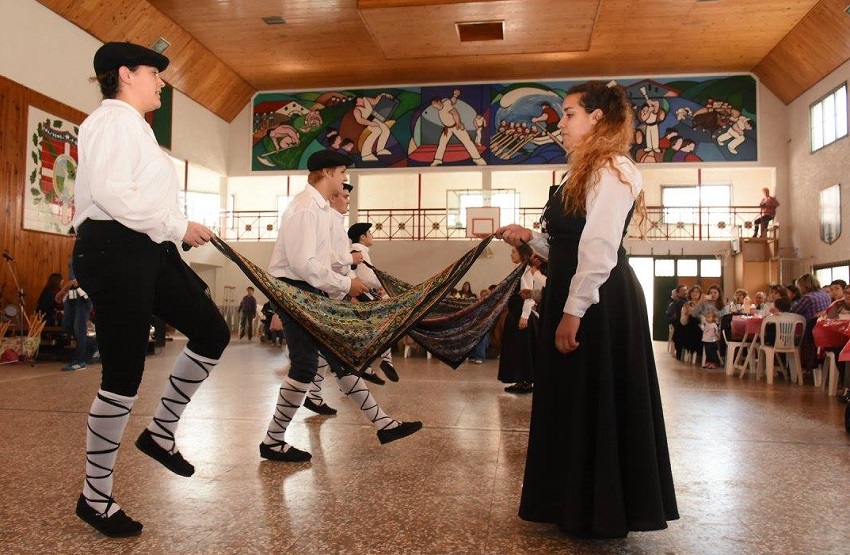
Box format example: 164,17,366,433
560,81,646,236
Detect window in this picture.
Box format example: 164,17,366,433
179,191,220,231
654,259,675,277
660,184,733,238
677,259,698,277
661,185,731,225
811,83,848,152
814,263,850,287
700,259,722,278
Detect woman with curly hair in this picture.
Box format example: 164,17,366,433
497,81,678,537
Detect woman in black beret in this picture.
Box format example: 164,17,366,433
70,42,230,537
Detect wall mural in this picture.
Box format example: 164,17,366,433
251,74,756,171
23,106,78,235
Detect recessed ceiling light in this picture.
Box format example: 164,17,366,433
151,37,170,54
262,16,286,25
456,21,504,42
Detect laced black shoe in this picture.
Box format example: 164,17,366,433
360,371,386,386
377,421,423,444
135,429,195,477
380,360,400,382
75,494,143,538
259,441,312,462
304,398,338,415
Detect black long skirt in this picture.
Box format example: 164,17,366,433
497,293,538,384
518,239,679,537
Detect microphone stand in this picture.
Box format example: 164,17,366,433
3,254,29,364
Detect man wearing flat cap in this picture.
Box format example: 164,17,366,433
349,222,403,383
261,150,421,463
72,41,230,538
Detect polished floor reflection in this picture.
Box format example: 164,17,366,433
0,337,847,554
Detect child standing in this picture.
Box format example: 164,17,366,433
700,311,721,368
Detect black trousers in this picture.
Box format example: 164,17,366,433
275,278,353,383
73,220,230,397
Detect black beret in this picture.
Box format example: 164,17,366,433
307,150,353,172
342,182,353,192
94,42,169,75
348,222,372,244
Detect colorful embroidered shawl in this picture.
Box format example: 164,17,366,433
210,235,495,371
374,265,526,368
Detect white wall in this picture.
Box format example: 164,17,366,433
788,57,850,271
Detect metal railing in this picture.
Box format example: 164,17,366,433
212,205,767,242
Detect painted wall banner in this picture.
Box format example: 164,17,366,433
23,106,78,235
819,184,841,245
251,75,757,171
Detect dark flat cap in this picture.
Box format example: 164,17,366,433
94,42,169,75
348,222,372,244
342,182,353,192
308,150,353,172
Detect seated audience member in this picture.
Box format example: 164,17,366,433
732,288,748,311
762,296,793,346
786,284,801,309
825,285,850,319
828,279,848,302
36,272,64,326
791,274,832,379
690,284,727,319
457,281,477,300
753,291,766,311
679,285,705,361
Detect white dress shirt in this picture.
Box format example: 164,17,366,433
72,99,188,244
519,266,536,319
350,243,382,290
268,185,351,299
329,211,354,276
526,156,642,318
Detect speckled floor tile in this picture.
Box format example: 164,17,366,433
0,337,848,554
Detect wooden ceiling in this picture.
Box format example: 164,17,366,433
37,0,850,122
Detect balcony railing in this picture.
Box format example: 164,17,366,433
212,206,765,242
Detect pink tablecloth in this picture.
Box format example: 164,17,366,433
813,319,850,362
730,316,764,341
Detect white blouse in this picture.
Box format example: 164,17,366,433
72,99,188,244
268,185,351,299
526,156,642,318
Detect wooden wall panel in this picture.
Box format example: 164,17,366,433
0,75,81,316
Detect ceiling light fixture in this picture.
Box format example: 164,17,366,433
456,20,504,43
151,37,170,54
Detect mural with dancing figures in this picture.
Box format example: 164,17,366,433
251,75,756,171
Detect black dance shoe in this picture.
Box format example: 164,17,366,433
259,442,312,462
380,360,400,382
135,429,195,477
304,398,338,415
360,371,386,386
377,421,423,444
75,495,143,538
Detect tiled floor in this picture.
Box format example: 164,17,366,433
0,337,847,554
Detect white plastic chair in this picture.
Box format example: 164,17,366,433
816,351,840,396
722,327,745,376
757,313,807,385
